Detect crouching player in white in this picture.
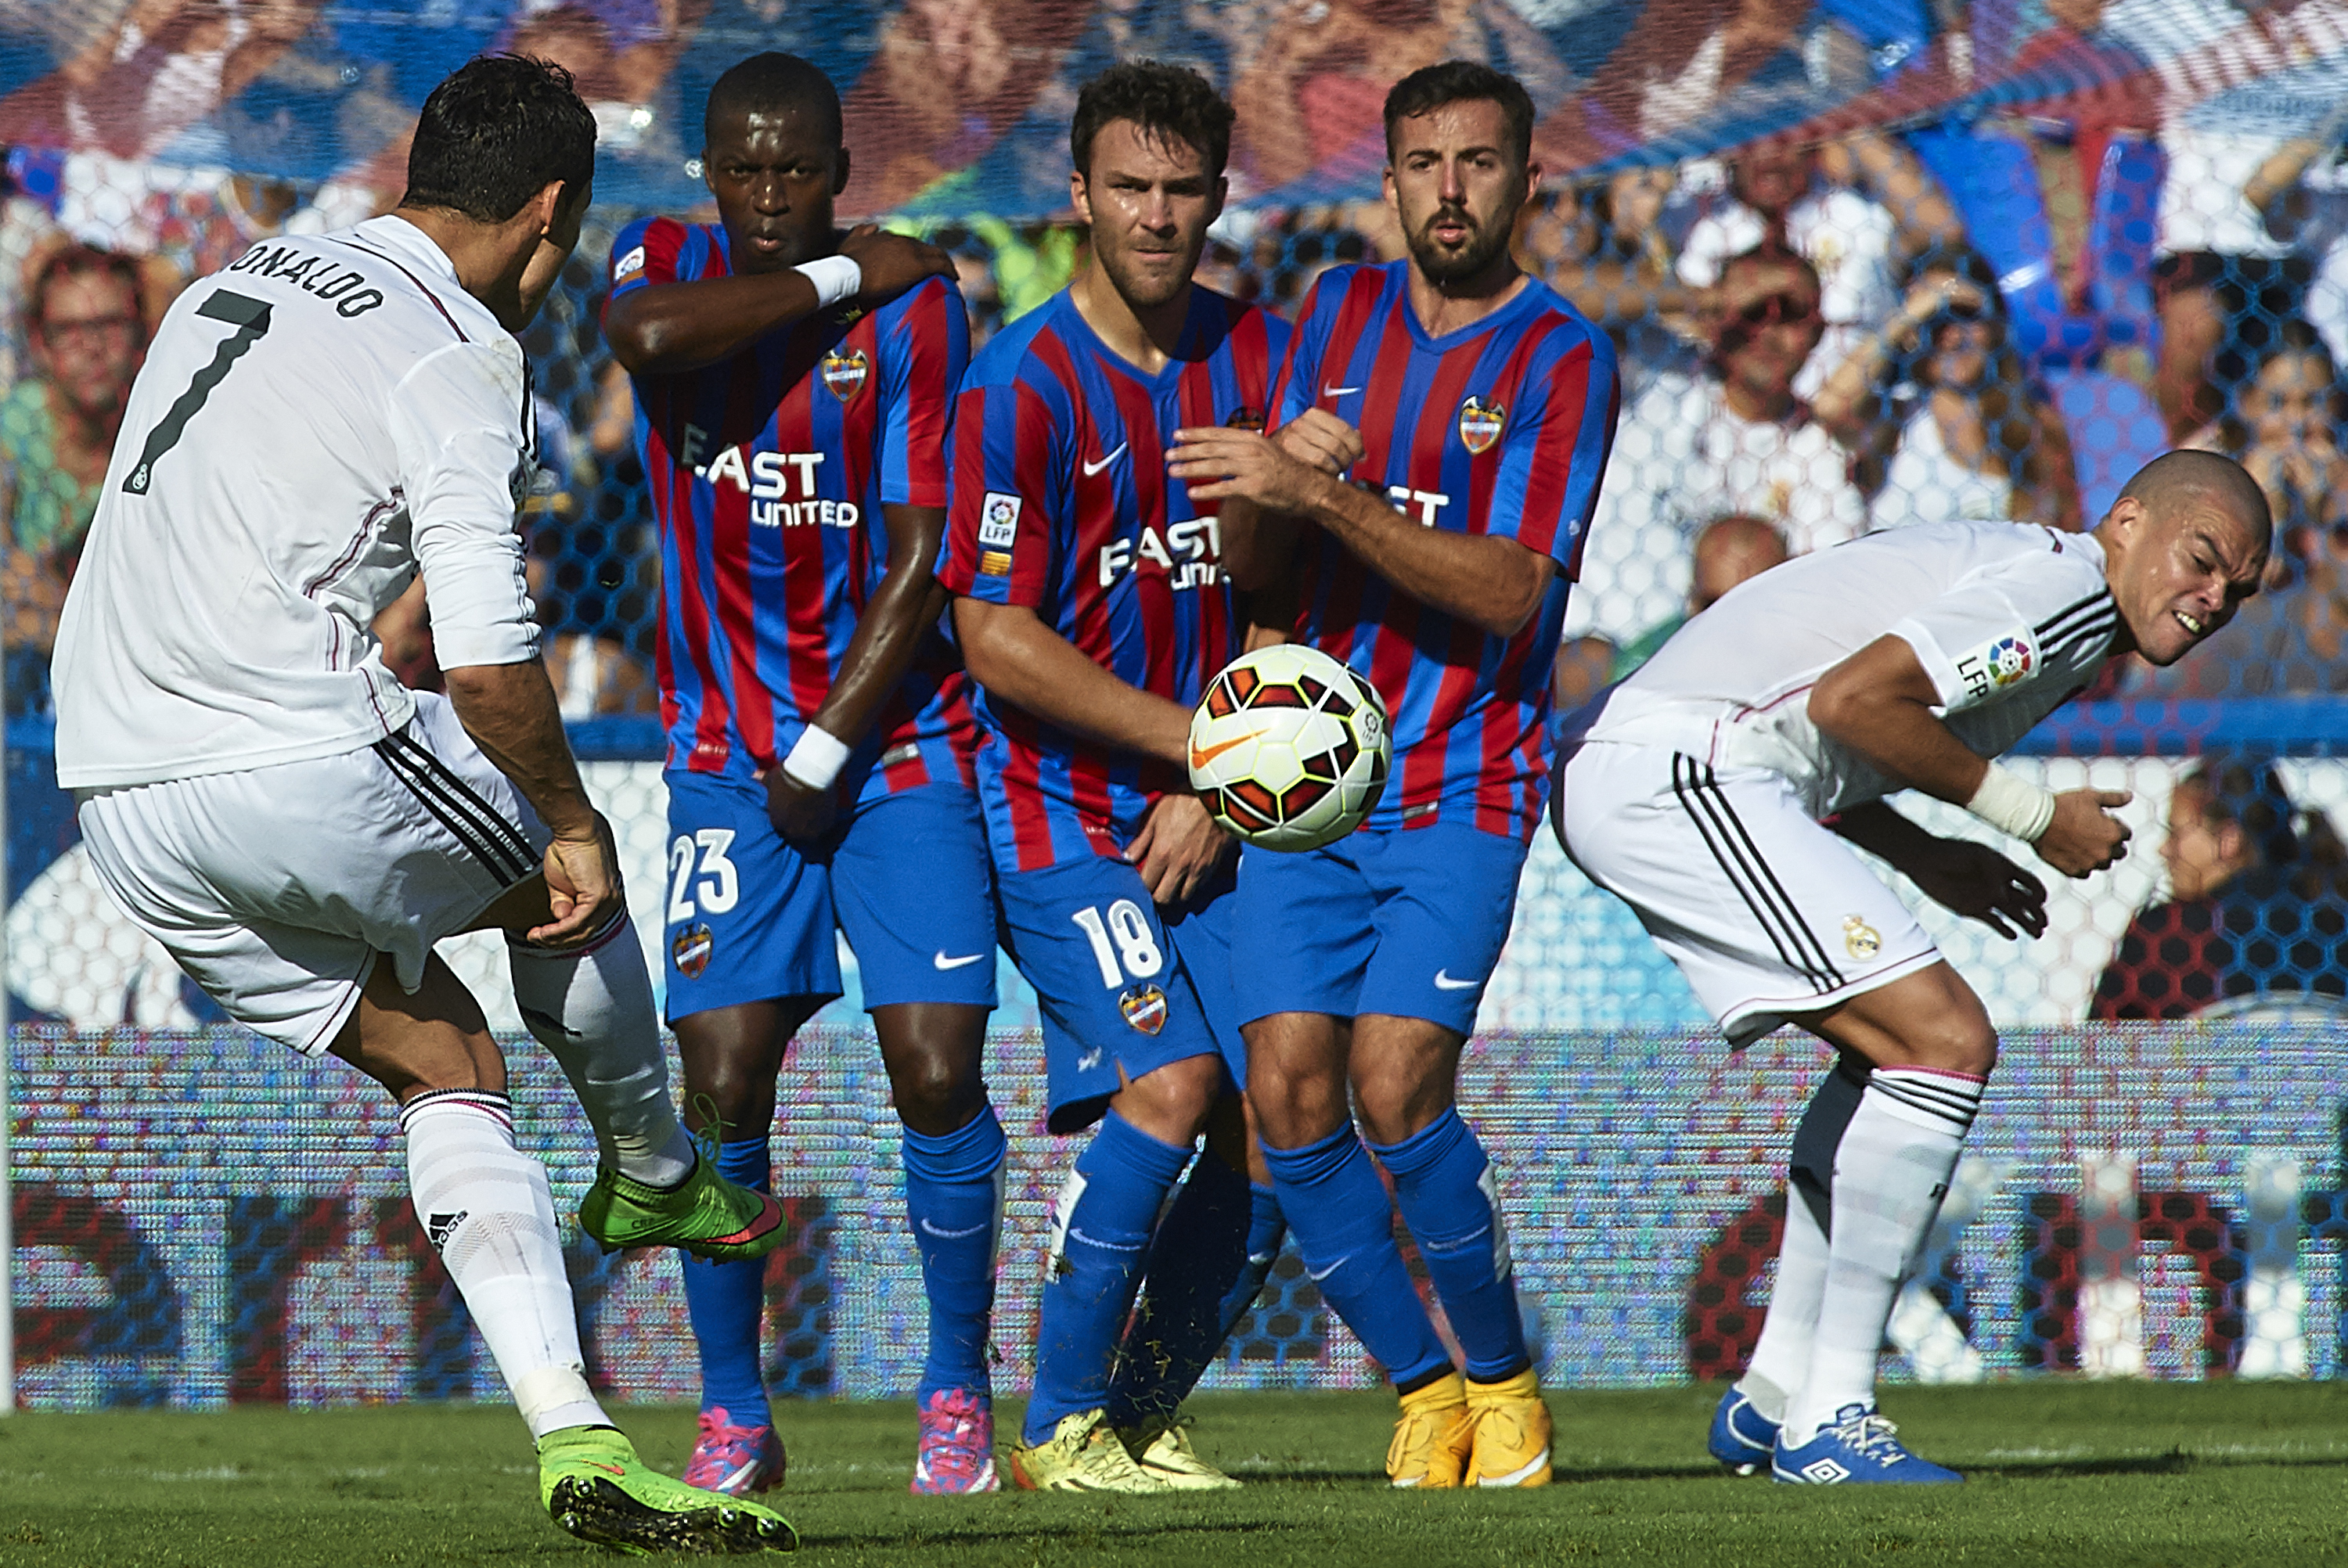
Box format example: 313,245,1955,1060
1554,451,2268,1484
51,56,793,1555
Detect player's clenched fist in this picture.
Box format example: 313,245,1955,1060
1272,408,1365,476
2035,788,2134,878
837,225,957,306
535,814,627,947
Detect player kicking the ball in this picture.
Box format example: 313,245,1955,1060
942,62,1293,1494
1554,451,2268,1483
601,55,1007,1494
1169,61,1618,1488
52,56,792,1553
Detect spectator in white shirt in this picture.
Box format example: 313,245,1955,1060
1813,253,2082,534
1676,129,1964,401
1568,243,1866,647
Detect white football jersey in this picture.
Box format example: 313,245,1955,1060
1574,520,2118,818
55,215,540,789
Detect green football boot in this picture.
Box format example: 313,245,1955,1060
576,1153,785,1262
539,1424,797,1555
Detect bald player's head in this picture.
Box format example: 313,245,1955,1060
2098,448,2271,667
1690,514,1788,612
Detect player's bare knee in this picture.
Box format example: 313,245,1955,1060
887,1052,987,1136
1111,1053,1222,1145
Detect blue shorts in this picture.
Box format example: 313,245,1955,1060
997,854,1241,1133
1230,820,1527,1035
831,783,999,1012
661,771,996,1023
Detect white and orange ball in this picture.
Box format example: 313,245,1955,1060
1187,643,1389,852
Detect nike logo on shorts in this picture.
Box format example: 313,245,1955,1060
933,951,988,970
1082,442,1127,477
1433,969,1481,991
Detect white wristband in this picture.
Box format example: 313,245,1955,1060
1966,763,2057,843
780,725,852,791
794,254,862,310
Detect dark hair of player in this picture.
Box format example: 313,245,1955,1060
2119,449,2274,552
1382,60,1534,169
403,55,596,224
1070,60,1234,182
704,52,844,149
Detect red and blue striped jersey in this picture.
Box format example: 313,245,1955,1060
607,217,975,800
1269,262,1619,843
940,286,1286,872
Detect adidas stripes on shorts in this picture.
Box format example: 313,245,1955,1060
1554,739,1941,1047
77,692,546,1056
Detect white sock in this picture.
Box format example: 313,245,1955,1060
401,1090,610,1439
1783,1067,1984,1446
509,914,696,1188
1738,1189,1827,1425
1741,1059,1867,1425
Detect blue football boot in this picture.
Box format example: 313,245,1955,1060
1706,1386,1780,1476
1773,1405,1963,1486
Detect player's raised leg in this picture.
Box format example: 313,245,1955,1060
338,956,799,1552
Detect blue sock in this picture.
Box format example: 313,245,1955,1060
1022,1112,1190,1444
1261,1125,1451,1386
1105,1152,1285,1430
679,1135,773,1423
1372,1109,1529,1383
902,1104,1007,1403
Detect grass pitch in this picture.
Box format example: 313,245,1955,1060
2,1381,2346,1567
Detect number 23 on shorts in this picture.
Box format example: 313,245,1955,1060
667,829,740,922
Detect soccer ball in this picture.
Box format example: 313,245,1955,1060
1188,644,1389,851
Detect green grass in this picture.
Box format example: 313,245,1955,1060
3,1382,2348,1566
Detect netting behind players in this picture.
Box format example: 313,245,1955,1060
8,0,2348,1403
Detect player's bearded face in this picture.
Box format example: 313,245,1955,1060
704,106,845,275
1386,100,1532,288
1074,120,1224,312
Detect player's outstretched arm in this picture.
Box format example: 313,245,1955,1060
1810,635,2131,878
441,660,622,947
606,229,954,376
766,502,949,841
1168,424,1552,636
1828,801,2049,940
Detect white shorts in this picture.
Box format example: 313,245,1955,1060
1554,740,1941,1046
76,692,546,1056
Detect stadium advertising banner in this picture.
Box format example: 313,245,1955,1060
9,1020,2343,1410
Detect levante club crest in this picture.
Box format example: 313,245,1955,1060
821,347,869,401
672,923,715,979
1458,396,1505,454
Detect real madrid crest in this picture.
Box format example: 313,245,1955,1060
1842,915,1882,961
1457,395,1504,454
821,347,869,401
